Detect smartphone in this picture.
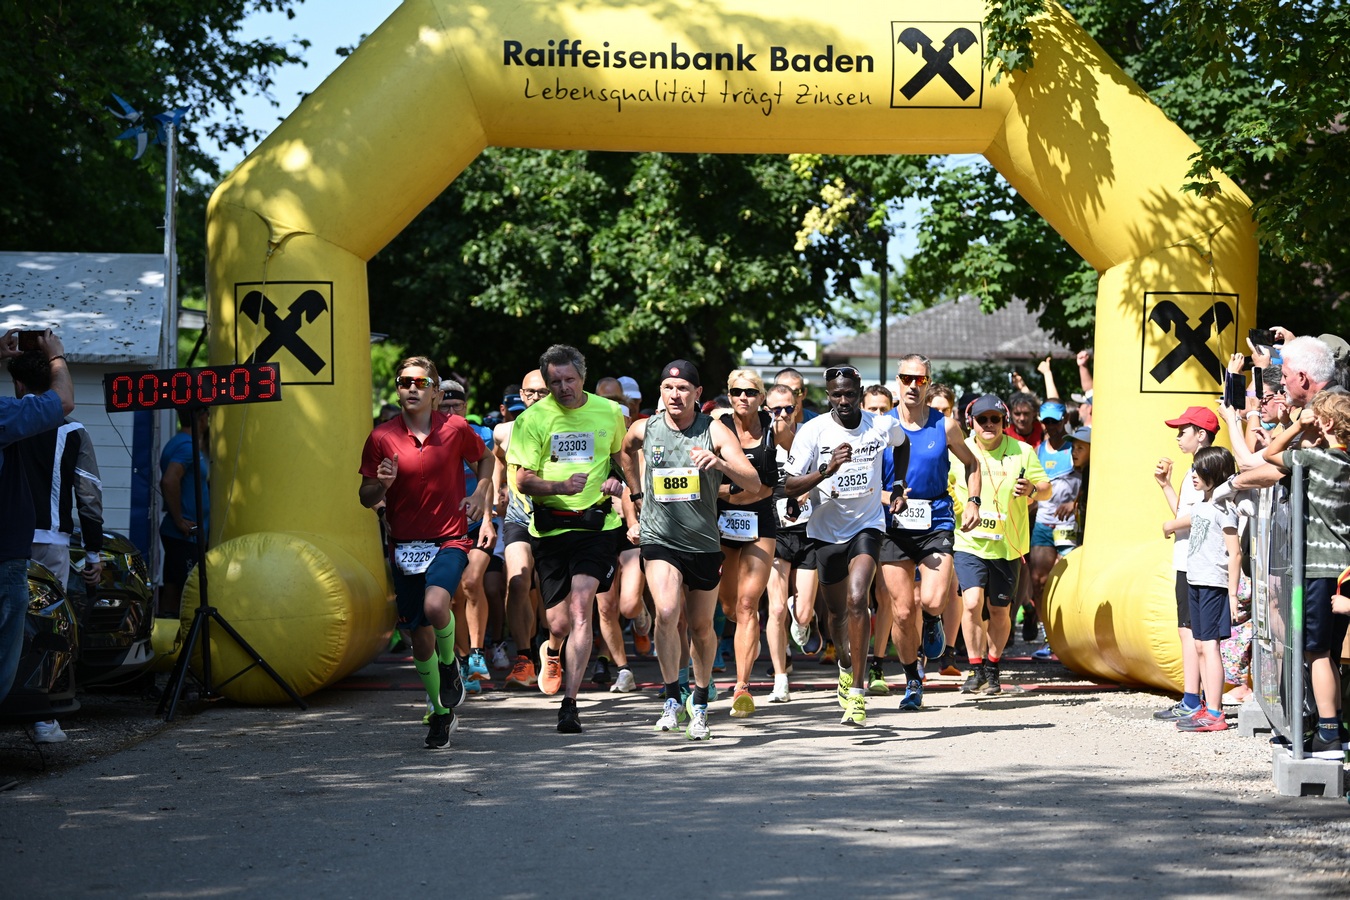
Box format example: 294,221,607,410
1249,327,1278,347
1253,367,1264,400
1223,372,1246,409
17,330,43,352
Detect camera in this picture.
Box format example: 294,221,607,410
17,329,44,352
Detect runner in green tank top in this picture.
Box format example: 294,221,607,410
620,359,762,741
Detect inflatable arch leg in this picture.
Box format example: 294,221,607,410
201,0,1254,700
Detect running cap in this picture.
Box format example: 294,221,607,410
440,379,467,401
617,375,642,400
1317,333,1350,362
503,392,526,413
660,359,701,388
1069,426,1091,443
969,394,1007,418
1164,406,1219,432
1039,400,1067,422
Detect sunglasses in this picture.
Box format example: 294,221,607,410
728,387,761,398
396,376,434,389
974,414,1004,426
898,373,929,387
768,405,795,416
825,366,860,381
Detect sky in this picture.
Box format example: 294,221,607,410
218,1,402,172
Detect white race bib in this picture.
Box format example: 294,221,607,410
971,510,1007,542
551,431,594,462
831,461,872,500
652,467,700,502
893,498,931,530
718,510,758,541
393,541,437,575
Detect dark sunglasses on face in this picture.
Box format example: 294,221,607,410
728,387,761,398
974,414,1003,426
396,376,434,389
825,366,860,381
898,373,929,387
768,405,795,416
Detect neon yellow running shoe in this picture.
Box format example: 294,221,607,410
837,666,854,708
840,692,867,727
730,687,755,719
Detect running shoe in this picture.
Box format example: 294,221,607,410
866,658,890,696
840,692,867,727
491,642,512,672
461,659,482,694
591,656,613,686
425,710,457,749
921,613,946,662
33,721,67,743
557,698,583,734
1152,700,1202,721
898,679,923,710
654,697,687,732
610,667,638,693
505,655,538,688
539,649,564,696
788,597,813,652
730,687,756,718
466,649,490,681
938,648,962,677
1309,731,1349,760
768,674,791,703
959,664,987,695
686,705,711,741
633,604,653,656
439,658,467,709
1032,643,1055,661
982,665,1002,695
1176,709,1229,732
837,666,854,708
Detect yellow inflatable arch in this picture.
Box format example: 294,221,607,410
201,0,1254,700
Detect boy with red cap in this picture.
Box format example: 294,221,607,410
1153,405,1220,721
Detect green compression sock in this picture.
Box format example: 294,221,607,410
434,617,457,663
415,656,449,714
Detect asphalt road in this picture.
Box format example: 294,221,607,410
2,649,1347,898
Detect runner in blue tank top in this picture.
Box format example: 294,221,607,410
877,354,982,711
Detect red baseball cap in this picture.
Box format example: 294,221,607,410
1164,406,1220,432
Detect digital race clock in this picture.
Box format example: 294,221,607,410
103,363,283,412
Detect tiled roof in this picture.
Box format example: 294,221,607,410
824,295,1072,363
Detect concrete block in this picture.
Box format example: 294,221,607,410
1271,745,1346,798
1237,699,1272,738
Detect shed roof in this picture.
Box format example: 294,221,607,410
0,252,167,365
824,295,1072,363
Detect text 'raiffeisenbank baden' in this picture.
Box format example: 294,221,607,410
504,39,875,115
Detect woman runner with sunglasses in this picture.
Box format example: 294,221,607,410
715,369,793,718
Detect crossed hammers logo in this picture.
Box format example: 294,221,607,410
1148,299,1234,384
240,289,329,375
897,28,978,100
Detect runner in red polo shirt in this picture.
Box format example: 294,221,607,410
360,355,495,750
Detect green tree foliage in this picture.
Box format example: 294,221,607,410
979,0,1349,339
0,2,307,295
368,149,847,402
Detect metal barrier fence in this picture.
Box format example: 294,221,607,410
1250,466,1301,750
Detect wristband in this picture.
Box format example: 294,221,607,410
49,354,66,364
630,492,643,501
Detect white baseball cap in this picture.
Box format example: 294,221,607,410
617,375,642,400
